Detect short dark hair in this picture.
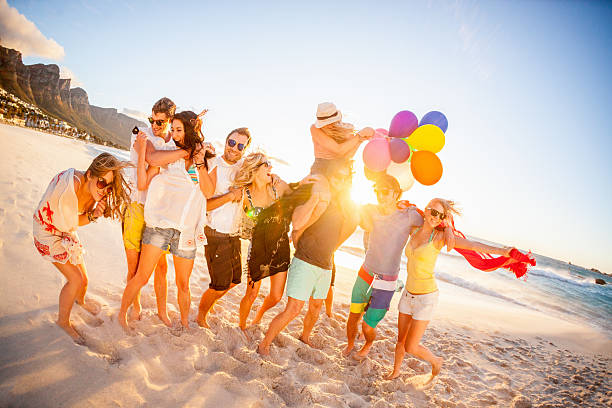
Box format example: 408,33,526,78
152,97,176,118
226,127,251,146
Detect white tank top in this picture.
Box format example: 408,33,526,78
206,155,243,234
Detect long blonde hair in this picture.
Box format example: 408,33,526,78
321,122,355,143
429,198,461,219
86,153,132,220
233,152,269,189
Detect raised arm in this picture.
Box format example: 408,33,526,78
453,236,512,257
193,146,216,199
310,125,363,157
133,132,159,191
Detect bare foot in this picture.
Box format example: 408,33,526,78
257,343,270,356
299,335,312,347
384,370,401,380
356,343,372,358
118,313,132,334
251,316,262,326
56,320,83,343
431,356,444,377
77,298,101,315
128,308,141,322
158,313,172,327
342,344,354,357
196,313,209,328
180,319,189,329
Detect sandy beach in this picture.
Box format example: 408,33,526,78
0,124,610,407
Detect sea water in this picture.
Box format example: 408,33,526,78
339,229,612,338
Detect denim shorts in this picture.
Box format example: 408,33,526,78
142,226,197,260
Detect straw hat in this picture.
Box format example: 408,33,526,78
315,102,342,128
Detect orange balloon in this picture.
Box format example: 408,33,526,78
410,151,443,185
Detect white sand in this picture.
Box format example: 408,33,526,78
0,124,610,407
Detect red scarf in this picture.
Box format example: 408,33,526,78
397,201,535,279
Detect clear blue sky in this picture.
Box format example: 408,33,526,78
7,0,612,273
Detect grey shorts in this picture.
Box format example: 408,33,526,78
142,226,197,260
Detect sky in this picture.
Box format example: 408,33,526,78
3,0,612,273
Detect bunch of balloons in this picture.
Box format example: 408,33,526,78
362,110,448,189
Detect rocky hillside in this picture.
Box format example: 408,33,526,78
0,45,144,148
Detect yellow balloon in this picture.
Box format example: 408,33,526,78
406,124,445,153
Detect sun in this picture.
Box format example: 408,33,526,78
351,167,377,205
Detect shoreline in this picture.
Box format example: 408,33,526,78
0,124,610,407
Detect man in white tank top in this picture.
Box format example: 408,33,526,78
196,127,251,328
122,97,176,326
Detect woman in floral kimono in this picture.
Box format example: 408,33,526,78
33,153,131,342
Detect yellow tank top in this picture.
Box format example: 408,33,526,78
405,231,441,294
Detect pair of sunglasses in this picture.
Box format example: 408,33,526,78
148,117,168,127
227,139,246,151
96,177,112,191
427,207,446,220
257,160,272,168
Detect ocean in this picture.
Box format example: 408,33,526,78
337,229,612,339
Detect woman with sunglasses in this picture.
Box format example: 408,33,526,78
33,153,131,342
385,198,514,380
233,153,295,332
118,111,215,331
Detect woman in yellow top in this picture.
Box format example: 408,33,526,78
385,198,513,380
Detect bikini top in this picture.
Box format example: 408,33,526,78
245,185,278,219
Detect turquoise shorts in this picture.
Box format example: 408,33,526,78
286,257,332,301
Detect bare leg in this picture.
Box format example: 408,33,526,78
154,255,170,326
342,311,363,356
197,288,228,328
356,320,377,358
118,244,163,331
403,319,443,377
258,297,304,355
239,280,261,330
385,313,413,380
300,297,324,346
74,263,100,315
124,248,142,321
252,271,287,325
51,261,84,342
324,285,334,318
173,255,194,328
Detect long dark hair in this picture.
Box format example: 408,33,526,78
172,111,205,161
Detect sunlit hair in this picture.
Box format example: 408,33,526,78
375,174,401,198
172,111,204,161
86,153,132,220
321,122,355,143
152,97,176,118
429,198,461,218
233,152,269,189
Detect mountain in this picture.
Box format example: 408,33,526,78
0,44,144,148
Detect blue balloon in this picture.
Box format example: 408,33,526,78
419,111,448,133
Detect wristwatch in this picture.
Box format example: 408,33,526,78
87,211,98,223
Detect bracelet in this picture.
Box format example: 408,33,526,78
87,211,98,223
195,162,206,168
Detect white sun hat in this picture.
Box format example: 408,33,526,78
315,102,342,128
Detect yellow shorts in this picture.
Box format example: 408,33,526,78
122,202,146,251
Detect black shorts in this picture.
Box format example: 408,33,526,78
204,227,242,291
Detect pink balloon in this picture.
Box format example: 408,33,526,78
375,128,389,138
363,138,391,172
389,111,418,139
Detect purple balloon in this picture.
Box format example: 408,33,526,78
389,111,418,139
389,138,412,163
419,111,448,133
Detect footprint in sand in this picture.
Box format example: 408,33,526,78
404,373,438,390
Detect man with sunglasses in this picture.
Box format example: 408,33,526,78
196,127,251,328
342,175,454,359
122,97,176,325
258,161,360,355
